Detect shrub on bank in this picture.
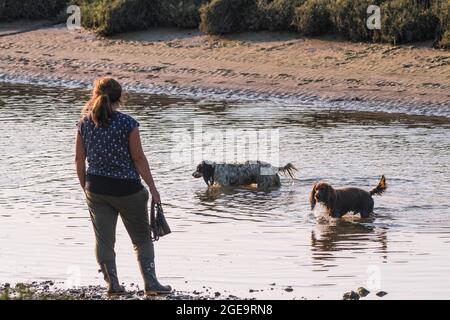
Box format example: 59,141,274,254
331,0,444,45
2,0,450,48
293,0,332,36
432,0,450,48
199,0,260,34
257,0,305,31
78,0,208,35
77,0,159,36
0,0,68,21
154,0,209,28
380,0,439,44
199,0,306,34
332,0,385,42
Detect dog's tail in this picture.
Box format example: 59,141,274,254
369,175,386,196
278,163,297,179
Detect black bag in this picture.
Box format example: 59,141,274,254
150,200,171,241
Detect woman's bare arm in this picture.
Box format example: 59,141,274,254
129,127,161,203
75,132,86,191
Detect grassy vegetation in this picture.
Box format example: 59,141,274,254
332,0,384,41
199,0,259,34
76,0,209,35
293,0,332,36
1,0,449,47
257,0,305,31
379,0,440,44
0,0,68,21
199,0,450,46
158,0,210,28
76,0,158,36
433,0,450,48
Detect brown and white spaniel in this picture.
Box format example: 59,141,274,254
309,175,386,218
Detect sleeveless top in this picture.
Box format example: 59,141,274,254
77,111,143,196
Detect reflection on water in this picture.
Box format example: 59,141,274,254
1,83,450,299
311,219,388,263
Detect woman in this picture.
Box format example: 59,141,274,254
75,77,171,296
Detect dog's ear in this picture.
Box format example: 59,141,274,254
202,161,215,186
309,183,317,210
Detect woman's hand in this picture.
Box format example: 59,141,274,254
151,188,161,204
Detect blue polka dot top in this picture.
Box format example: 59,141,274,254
77,111,140,180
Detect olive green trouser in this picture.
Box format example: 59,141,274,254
85,188,155,264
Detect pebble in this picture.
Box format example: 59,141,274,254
343,291,360,300
357,287,370,297
376,291,388,297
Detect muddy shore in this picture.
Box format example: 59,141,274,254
0,282,388,300
0,21,449,111
0,282,245,300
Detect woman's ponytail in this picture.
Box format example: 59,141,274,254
82,77,122,128
91,94,114,127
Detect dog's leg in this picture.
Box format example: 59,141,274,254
273,175,281,188
360,198,375,218
360,211,371,218
257,175,276,191
329,208,342,218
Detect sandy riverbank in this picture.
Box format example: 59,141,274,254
0,22,449,109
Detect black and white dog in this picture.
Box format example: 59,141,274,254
192,160,297,190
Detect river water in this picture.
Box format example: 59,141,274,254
0,82,450,299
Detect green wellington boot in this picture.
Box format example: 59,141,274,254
138,258,172,295
99,261,126,297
